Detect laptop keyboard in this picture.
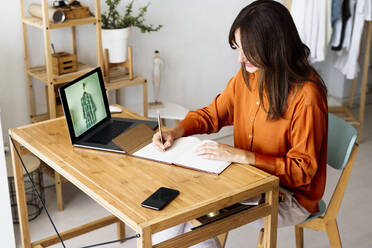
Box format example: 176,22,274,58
86,120,132,145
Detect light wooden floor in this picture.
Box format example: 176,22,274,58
14,104,372,248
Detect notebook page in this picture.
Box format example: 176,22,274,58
174,139,230,174
133,142,176,163
133,137,230,174
133,136,201,164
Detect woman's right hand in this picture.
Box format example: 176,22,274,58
152,125,185,152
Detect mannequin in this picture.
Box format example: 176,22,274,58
150,50,164,108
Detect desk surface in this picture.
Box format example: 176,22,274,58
10,106,278,239
128,101,189,120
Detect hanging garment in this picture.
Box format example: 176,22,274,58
331,0,351,50
331,0,343,24
330,0,356,52
334,0,372,79
341,0,356,50
331,0,343,48
291,0,331,63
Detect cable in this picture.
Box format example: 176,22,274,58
80,234,140,248
10,137,140,248
10,137,66,248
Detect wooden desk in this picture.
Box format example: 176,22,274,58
10,106,279,248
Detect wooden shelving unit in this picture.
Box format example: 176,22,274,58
20,0,103,211
329,21,371,143
27,63,96,85
20,0,103,123
22,16,98,29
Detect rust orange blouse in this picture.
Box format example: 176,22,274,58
179,69,328,213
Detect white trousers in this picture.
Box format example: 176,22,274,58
152,188,310,248
152,222,221,248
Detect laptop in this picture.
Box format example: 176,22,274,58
58,67,158,153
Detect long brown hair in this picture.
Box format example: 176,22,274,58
228,0,327,120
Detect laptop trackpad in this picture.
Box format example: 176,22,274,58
86,120,133,145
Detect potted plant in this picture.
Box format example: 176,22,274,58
101,0,162,63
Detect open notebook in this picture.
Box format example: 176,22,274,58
112,123,231,174
132,136,231,175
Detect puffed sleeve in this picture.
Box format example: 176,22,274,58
254,102,328,187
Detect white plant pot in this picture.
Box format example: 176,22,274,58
101,28,130,63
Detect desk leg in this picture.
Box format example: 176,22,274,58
263,181,279,248
10,138,32,248
137,227,152,248
117,221,126,243
55,173,64,211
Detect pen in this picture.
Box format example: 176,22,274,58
157,110,164,145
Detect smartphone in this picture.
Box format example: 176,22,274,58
141,187,179,210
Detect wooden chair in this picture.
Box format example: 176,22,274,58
256,113,358,248
103,46,148,117
294,113,358,248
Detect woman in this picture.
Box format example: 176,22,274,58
152,0,328,247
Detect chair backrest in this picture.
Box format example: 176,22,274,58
327,114,358,170
323,113,358,220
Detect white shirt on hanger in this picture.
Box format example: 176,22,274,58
334,0,372,79
291,0,330,63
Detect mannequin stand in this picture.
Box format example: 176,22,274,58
149,101,164,108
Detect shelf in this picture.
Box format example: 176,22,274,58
104,69,146,91
22,16,97,29
30,104,64,123
28,63,96,84
20,0,102,213
328,106,360,126
30,113,50,123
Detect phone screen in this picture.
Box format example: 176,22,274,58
141,187,179,210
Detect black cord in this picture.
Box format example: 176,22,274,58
80,234,140,248
10,137,140,248
10,137,66,248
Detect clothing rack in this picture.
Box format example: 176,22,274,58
284,0,371,142
328,20,371,143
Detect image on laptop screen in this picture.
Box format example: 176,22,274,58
64,72,107,137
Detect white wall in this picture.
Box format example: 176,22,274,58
317,44,372,102
0,0,250,144
0,0,369,141
125,0,248,109
316,49,349,99
0,0,29,145
0,109,16,248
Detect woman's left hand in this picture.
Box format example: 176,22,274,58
195,140,255,164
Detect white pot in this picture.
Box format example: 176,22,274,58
101,28,130,63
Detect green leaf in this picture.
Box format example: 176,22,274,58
101,0,162,31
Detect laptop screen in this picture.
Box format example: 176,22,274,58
63,69,107,138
